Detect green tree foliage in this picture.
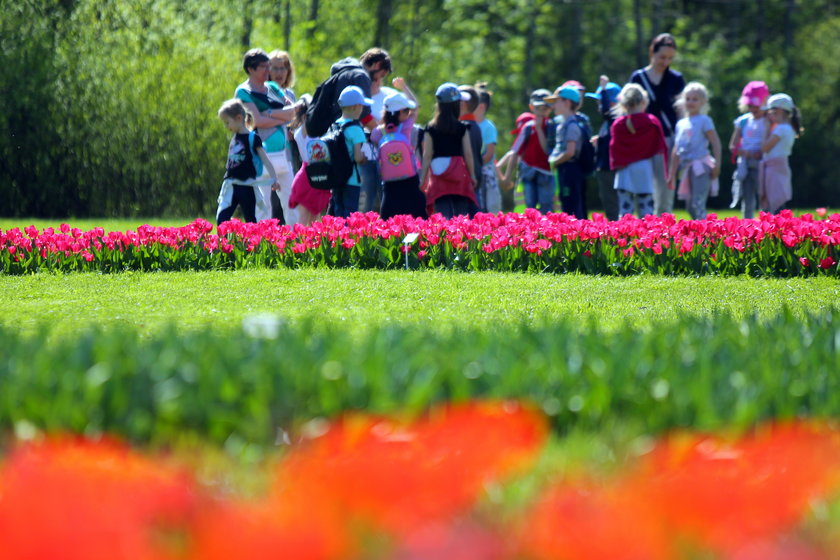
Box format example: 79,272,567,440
1,0,837,217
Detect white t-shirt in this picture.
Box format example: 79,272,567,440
371,86,398,121
294,127,312,164
765,123,795,159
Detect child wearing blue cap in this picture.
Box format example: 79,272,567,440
548,86,587,219
327,85,372,218
586,75,622,221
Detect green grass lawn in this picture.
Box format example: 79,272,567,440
2,268,838,335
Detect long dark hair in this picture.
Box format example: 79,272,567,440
383,109,402,132
428,100,461,135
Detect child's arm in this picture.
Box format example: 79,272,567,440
707,128,722,179
482,142,496,165
667,147,680,188
462,133,477,184
728,127,742,156
419,133,433,189
256,147,280,190
352,141,365,164
762,130,781,154
534,113,550,154
392,77,419,113
549,141,575,167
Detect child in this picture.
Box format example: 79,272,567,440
760,93,801,214
458,85,485,208
327,86,370,218
504,90,554,213
587,76,622,220
668,82,722,220
370,82,427,220
547,86,587,219
729,81,769,218
420,82,478,218
216,99,281,225
288,95,331,226
608,84,667,218
474,83,502,214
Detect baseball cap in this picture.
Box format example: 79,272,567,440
544,86,580,105
739,81,770,107
529,89,551,106
338,85,373,107
585,82,621,104
435,82,470,103
383,92,416,113
562,80,585,91
766,93,794,112
510,112,535,135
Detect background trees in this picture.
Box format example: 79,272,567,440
1,0,837,218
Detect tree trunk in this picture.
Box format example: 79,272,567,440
284,0,292,49
307,0,319,38
755,0,765,54
241,0,253,48
634,0,644,68
783,0,796,88
374,0,394,47
523,0,538,96
568,0,583,79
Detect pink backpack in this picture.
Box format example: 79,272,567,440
378,130,418,182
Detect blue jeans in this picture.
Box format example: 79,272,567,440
328,185,361,218
521,164,554,214
359,160,382,213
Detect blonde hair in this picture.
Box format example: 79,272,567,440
615,83,648,115
268,50,296,89
218,98,254,129
674,81,709,116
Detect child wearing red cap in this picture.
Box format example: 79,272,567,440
728,81,769,218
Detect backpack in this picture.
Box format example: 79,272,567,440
378,129,418,182
305,120,360,190
572,115,596,176
305,60,364,138
248,131,263,177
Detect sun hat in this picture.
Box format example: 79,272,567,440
544,86,580,105
766,93,794,112
510,112,536,135
338,85,373,107
739,81,770,107
585,82,621,104
435,82,470,103
383,92,416,113
529,89,551,106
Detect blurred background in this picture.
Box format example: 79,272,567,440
2,0,837,218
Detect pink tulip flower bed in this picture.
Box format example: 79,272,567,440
1,210,837,276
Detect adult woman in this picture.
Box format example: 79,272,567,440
630,33,685,215
268,50,301,218
234,49,301,224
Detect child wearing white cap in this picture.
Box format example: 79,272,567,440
370,79,427,219
760,93,802,213
327,86,373,218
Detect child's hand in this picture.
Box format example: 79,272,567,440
711,166,721,180
599,75,609,87
271,180,281,191
392,77,406,90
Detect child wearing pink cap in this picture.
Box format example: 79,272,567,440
728,81,769,218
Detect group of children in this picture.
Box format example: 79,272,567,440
216,68,802,226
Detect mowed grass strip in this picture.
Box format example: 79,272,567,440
2,268,838,334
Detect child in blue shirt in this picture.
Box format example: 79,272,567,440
328,86,371,218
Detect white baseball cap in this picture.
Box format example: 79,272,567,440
383,92,416,113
